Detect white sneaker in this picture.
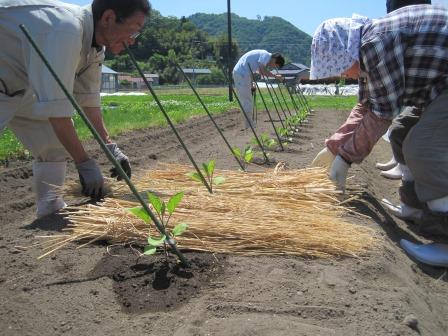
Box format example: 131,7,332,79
380,164,402,180
382,198,423,221
376,157,397,171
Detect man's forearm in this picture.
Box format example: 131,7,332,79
259,66,282,81
339,110,391,164
84,107,111,144
49,117,88,164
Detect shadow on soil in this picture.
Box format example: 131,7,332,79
91,249,226,313
349,189,448,282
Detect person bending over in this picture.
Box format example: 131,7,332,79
0,0,150,217
232,50,284,129
310,5,448,238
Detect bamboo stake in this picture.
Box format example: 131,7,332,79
20,24,189,267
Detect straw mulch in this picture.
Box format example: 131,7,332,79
39,163,376,259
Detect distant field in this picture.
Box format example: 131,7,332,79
0,88,357,161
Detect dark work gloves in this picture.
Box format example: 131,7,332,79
106,143,131,181
76,159,104,201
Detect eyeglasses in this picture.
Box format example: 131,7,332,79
116,16,141,40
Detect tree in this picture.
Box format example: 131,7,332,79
212,34,240,73
196,67,225,85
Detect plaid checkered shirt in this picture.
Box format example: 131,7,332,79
359,5,448,120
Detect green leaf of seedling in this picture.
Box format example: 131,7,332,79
187,171,202,183
167,192,184,215
160,202,166,217
213,176,226,185
244,149,254,163
147,235,166,247
147,192,163,215
202,162,210,178
172,223,188,236
143,245,157,255
232,147,241,158
128,206,151,224
267,139,277,148
207,160,215,177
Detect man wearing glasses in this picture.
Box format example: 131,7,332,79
0,0,150,218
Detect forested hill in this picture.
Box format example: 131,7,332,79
104,10,311,84
189,13,312,65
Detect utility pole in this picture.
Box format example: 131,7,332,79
227,0,233,101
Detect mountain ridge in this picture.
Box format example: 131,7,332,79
189,12,312,65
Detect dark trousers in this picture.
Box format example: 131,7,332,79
389,106,422,164
404,89,448,202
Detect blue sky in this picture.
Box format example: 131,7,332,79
67,0,448,35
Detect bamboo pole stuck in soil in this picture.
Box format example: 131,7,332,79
175,64,246,171
252,89,258,124
265,74,291,120
40,164,377,259
248,64,284,152
275,79,294,118
282,81,301,116
221,69,270,163
258,71,289,123
296,84,313,114
125,45,213,195
253,70,286,128
19,24,189,267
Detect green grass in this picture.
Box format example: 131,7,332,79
0,88,357,161
307,95,358,110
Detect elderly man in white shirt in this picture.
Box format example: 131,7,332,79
232,50,284,129
0,0,150,218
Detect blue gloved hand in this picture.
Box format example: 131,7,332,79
106,143,131,181
76,158,104,201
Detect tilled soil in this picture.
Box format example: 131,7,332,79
0,106,447,336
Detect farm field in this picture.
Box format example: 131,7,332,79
0,95,447,336
0,88,356,161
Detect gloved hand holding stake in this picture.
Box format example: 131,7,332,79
329,155,350,193
106,143,131,181
76,158,104,200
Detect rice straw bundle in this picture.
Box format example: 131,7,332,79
40,164,376,259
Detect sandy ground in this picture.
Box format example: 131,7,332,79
0,106,447,336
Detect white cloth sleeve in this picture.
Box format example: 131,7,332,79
74,48,104,108
25,30,81,119
258,52,272,67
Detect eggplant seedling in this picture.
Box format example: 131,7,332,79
276,127,294,143
187,160,225,193
251,133,277,150
128,192,187,258
232,145,254,170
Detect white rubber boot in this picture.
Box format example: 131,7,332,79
382,198,423,221
375,156,397,171
428,195,448,213
33,161,67,218
380,163,403,180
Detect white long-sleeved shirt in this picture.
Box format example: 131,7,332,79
233,49,272,77
0,0,104,120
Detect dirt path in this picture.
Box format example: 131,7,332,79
0,107,447,336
